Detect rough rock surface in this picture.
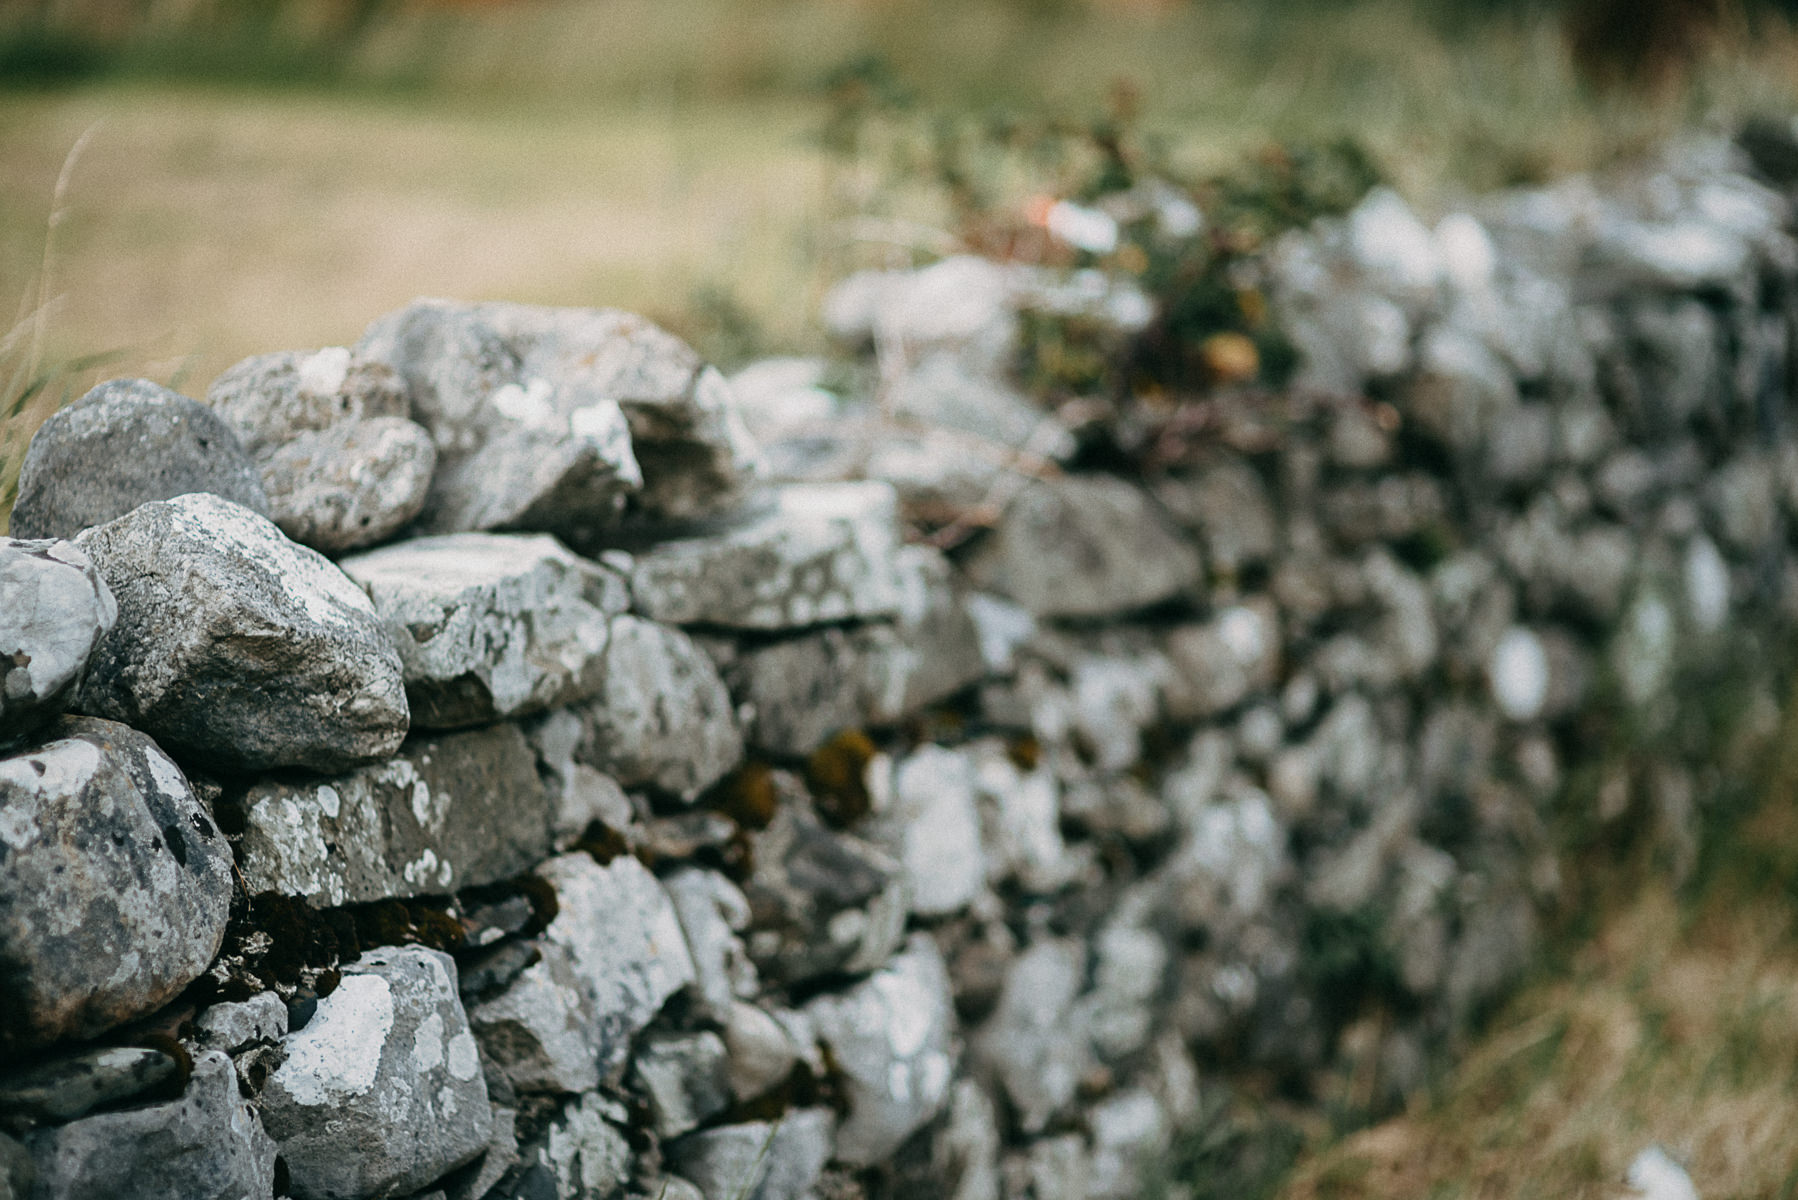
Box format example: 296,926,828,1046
629,482,905,630
23,1052,277,1200
0,716,231,1053
207,346,411,451
340,533,628,729
72,493,408,773
0,1046,180,1124
260,945,492,1200
234,723,550,906
358,300,760,534
804,935,957,1164
564,615,743,801
0,538,115,749
965,476,1202,619
8,378,270,541
257,417,437,554
666,1108,835,1200
466,939,604,1096
535,853,697,1080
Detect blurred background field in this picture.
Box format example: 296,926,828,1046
10,1,1798,1195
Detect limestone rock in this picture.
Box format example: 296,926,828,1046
864,745,987,917
257,417,437,554
0,717,231,1053
23,1051,276,1200
8,378,269,541
666,1109,835,1200
73,493,408,773
532,1092,633,1200
536,853,697,1080
466,940,603,1096
741,807,908,989
566,615,743,802
965,476,1202,620
630,482,905,630
804,935,957,1164
972,940,1091,1134
194,991,289,1054
662,867,758,1019
631,1030,732,1139
261,945,492,1200
1153,460,1279,577
207,346,411,452
234,723,550,906
340,533,627,729
0,537,115,750
0,1045,180,1124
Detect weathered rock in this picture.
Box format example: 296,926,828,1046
720,1001,800,1101
864,745,987,917
972,940,1091,1135
805,935,957,1164
23,1051,276,1200
630,482,905,630
257,418,437,554
0,1133,31,1200
666,1109,835,1200
1162,601,1281,722
933,1081,1002,1200
565,615,742,802
0,1046,180,1123
8,378,270,541
466,940,602,1096
965,476,1202,620
662,868,758,1019
261,945,492,1200
194,991,289,1054
0,537,115,749
341,533,627,729
741,807,908,989
0,716,231,1053
532,1092,632,1200
1153,460,1279,577
73,493,408,772
535,853,696,1080
630,1030,731,1139
234,723,550,906
207,346,411,451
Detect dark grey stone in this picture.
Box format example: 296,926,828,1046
72,493,408,773
0,1046,179,1124
9,378,269,541
0,717,231,1054
23,1051,277,1200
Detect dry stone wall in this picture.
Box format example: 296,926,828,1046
5,131,1798,1200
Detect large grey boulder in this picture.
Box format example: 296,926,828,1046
8,378,270,541
72,493,409,773
23,1051,277,1200
965,476,1202,620
255,418,437,555
0,717,231,1053
208,347,434,554
261,945,492,1200
535,852,696,1080
0,538,114,750
804,935,957,1164
564,615,742,802
358,300,760,534
629,482,906,630
339,533,628,729
234,723,551,906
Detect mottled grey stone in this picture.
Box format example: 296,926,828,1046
965,476,1202,620
194,991,288,1054
0,717,230,1054
662,868,758,1020
721,1001,799,1101
864,745,986,917
0,538,114,750
1153,460,1278,577
340,533,628,729
261,945,492,1200
631,1030,731,1139
234,723,550,906
0,1046,179,1123
741,807,908,989
24,1052,276,1200
1162,602,1280,721
630,482,905,630
258,417,437,554
8,378,269,541
566,615,742,802
972,940,1091,1135
207,346,410,453
804,935,957,1164
73,493,408,773
666,1109,835,1200
466,940,601,1096
0,1133,30,1200
531,1092,632,1200
536,853,696,1081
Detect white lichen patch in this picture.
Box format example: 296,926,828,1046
297,346,353,398
274,973,394,1107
